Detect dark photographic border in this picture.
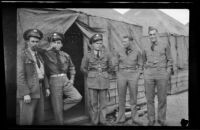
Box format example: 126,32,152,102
2,0,198,129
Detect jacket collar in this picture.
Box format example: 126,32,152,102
91,49,105,60
24,48,44,63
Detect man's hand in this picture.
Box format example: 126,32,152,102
69,79,74,85
24,95,31,103
46,89,50,97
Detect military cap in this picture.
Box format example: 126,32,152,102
48,32,64,42
23,29,43,41
90,33,103,44
148,26,158,33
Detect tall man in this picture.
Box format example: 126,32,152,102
40,32,82,125
114,36,143,125
143,26,173,126
17,29,50,125
81,34,113,125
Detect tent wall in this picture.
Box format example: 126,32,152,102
176,36,188,69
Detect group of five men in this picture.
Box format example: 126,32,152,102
17,26,172,126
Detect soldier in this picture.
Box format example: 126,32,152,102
80,34,113,125
114,36,143,125
41,32,82,125
17,29,50,125
143,26,173,126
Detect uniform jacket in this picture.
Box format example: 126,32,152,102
81,49,113,89
143,41,173,70
41,49,76,78
17,48,49,99
115,44,143,72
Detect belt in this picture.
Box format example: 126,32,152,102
119,67,137,71
89,68,107,72
50,73,66,77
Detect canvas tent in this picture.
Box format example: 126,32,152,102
17,8,144,123
124,9,188,36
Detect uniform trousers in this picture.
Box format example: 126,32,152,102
116,70,140,122
19,82,44,125
49,75,82,125
88,88,108,125
144,68,169,123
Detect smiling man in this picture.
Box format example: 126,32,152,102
143,26,173,126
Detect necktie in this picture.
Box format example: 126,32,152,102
97,51,100,58
151,43,156,51
55,50,63,70
125,47,129,55
35,53,41,68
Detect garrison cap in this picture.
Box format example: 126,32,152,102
90,33,103,44
48,32,64,42
148,26,158,33
23,29,43,41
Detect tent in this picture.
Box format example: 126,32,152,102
17,8,143,123
124,9,188,36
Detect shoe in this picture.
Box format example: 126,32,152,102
114,120,126,125
158,120,167,126
148,120,155,126
132,119,144,126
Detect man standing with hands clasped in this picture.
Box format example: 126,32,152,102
81,34,113,125
143,26,173,126
17,29,50,125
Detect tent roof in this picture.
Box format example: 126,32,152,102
124,9,188,36
47,8,140,27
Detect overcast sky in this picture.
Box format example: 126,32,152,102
114,9,189,25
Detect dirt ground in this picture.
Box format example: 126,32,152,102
119,90,188,126
79,90,188,126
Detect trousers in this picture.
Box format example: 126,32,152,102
144,68,169,122
116,70,140,122
88,88,108,125
49,75,82,125
19,83,44,125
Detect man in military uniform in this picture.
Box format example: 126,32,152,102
114,36,143,125
41,32,82,125
17,29,50,125
80,34,113,125
143,26,173,126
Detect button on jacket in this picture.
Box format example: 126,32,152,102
81,50,113,89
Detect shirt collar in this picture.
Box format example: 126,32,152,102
28,47,36,56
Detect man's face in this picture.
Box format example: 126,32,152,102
27,37,40,51
149,29,158,43
93,40,103,51
51,40,63,50
122,37,130,48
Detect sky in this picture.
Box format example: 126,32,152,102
114,9,189,25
